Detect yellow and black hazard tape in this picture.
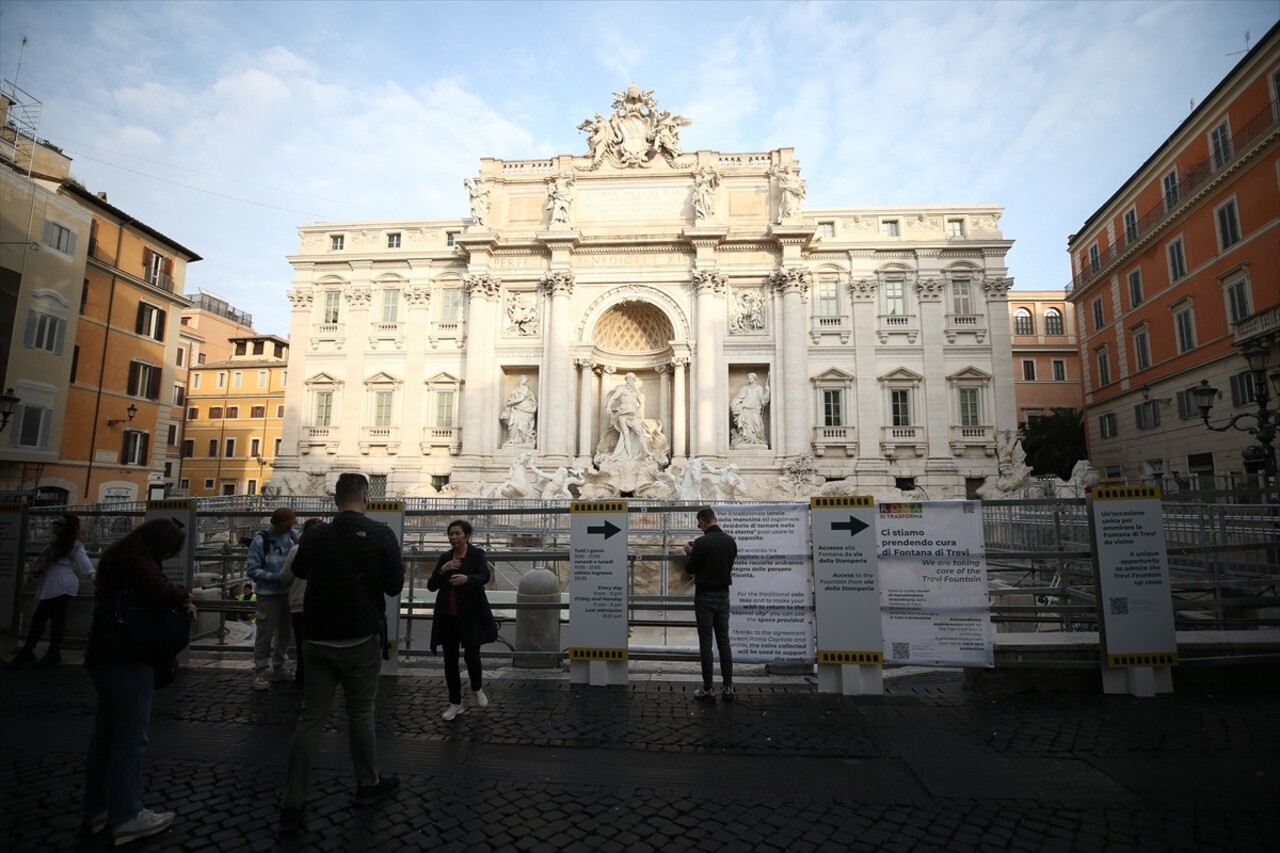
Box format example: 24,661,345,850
571,500,627,513
811,496,874,508
1093,485,1160,501
568,647,629,661
1106,652,1178,667
146,498,193,510
368,499,403,512
817,650,884,665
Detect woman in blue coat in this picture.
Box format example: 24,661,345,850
428,519,498,720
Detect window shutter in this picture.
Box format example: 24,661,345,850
66,231,78,256
136,303,147,334
122,431,130,462
140,433,150,465
142,248,154,278
148,367,161,400
1229,374,1244,406
53,318,66,355
43,219,55,247
23,310,37,347
155,309,166,341
37,409,51,449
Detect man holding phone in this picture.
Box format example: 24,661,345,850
683,507,738,703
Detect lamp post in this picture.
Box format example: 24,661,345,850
0,388,20,433
1190,340,1280,499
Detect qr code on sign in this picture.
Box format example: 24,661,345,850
1110,597,1129,616
892,642,911,660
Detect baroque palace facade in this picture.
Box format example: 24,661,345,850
270,87,1016,500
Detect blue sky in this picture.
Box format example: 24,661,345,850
1,0,1275,336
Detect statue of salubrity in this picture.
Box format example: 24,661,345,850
730,373,770,448
501,376,538,447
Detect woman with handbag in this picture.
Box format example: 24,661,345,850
80,517,195,846
7,514,96,669
428,519,499,721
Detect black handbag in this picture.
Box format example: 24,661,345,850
95,589,192,663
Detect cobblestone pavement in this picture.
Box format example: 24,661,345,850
1,657,1277,852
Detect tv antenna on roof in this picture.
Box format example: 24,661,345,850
1226,31,1250,57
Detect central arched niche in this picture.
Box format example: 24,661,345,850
592,301,674,354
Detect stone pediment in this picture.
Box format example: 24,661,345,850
878,367,923,383
425,372,461,386
364,371,403,386
811,367,856,382
304,372,343,386
947,366,991,382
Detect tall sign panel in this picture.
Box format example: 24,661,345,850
878,501,993,668
367,500,406,675
144,499,197,589
810,496,882,694
0,500,29,643
1088,485,1177,696
569,500,629,686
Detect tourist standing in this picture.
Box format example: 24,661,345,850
683,507,738,703
428,519,498,720
8,513,95,669
247,507,298,689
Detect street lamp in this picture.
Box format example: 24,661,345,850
1190,340,1280,490
0,388,20,433
108,403,139,427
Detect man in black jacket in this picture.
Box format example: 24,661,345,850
278,473,404,838
683,507,738,703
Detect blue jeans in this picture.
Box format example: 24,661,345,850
83,659,155,824
694,588,733,691
282,636,382,808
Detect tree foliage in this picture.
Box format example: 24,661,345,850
1020,407,1086,481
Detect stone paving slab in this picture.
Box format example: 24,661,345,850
0,662,1277,852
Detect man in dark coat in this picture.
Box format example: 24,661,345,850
683,507,738,703
278,473,404,839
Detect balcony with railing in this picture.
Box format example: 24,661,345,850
299,426,338,455
944,313,987,343
949,424,995,456
811,425,857,457
368,321,404,350
809,313,850,344
1066,97,1279,296
429,320,465,350
880,425,925,457
309,323,346,350
877,313,919,344
421,426,461,455
359,426,400,455
1232,303,1280,346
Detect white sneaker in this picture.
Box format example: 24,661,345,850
474,689,489,708
441,702,464,721
253,672,270,691
112,808,175,846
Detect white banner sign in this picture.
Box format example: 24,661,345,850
810,496,881,664
877,501,993,667
145,499,197,588
569,500,629,660
715,503,813,664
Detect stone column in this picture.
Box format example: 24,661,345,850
916,276,950,458
771,268,812,457
672,357,688,460
401,278,432,462
691,270,726,457
849,275,880,461
575,357,595,462
341,278,373,457
460,273,501,458
275,285,314,474
983,276,1016,431
540,271,575,462
657,364,672,443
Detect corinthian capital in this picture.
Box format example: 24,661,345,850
690,269,727,295
915,277,945,301
848,278,877,302
464,273,503,299
405,286,432,307
286,288,314,308
769,267,812,297
539,270,575,297
344,286,372,306
982,276,1013,299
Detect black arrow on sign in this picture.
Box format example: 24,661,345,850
587,520,622,540
831,516,870,537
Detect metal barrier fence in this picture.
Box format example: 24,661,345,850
18,495,1280,659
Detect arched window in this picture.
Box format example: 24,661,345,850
1044,308,1064,336
1013,308,1034,336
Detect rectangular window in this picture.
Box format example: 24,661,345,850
181,439,193,458
232,371,242,389
251,405,266,418
122,430,149,466
946,219,964,238
70,345,79,382
315,391,333,427
187,406,197,419
252,340,264,355
251,437,261,457
816,221,835,238
1174,304,1195,353
258,370,268,388
374,390,393,427
1176,389,1197,420
176,347,185,367
387,232,401,249
891,389,911,426
1210,120,1233,168
951,279,972,314
1162,169,1180,211
822,389,843,427
884,279,906,316
197,353,206,365
1216,200,1241,249
1127,269,1144,307
1088,244,1100,274
816,281,838,316
135,303,165,341
1230,371,1258,407
446,231,458,247
42,219,77,254
127,362,161,400
330,234,345,251
439,288,462,322
204,478,214,489
958,388,980,427
1225,279,1250,323
9,404,51,449
435,390,455,427
1099,412,1117,438
1022,360,1036,381
1053,360,1066,381
880,219,899,237
276,405,285,418
1092,298,1105,331
1044,309,1064,336
1123,208,1138,244
172,385,184,406
324,291,341,323
247,480,257,496
1134,401,1160,430
191,373,201,390
1097,350,1111,386
226,406,239,419
1133,329,1151,371
382,290,400,323
224,438,235,458
209,406,223,419
23,310,66,354
1167,238,1187,282
166,424,177,446
217,371,227,389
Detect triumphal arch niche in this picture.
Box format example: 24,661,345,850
271,85,1016,501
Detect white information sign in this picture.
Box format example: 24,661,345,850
366,500,406,674
1090,486,1177,668
569,500,629,685
144,499,197,589
811,496,881,662
0,501,28,640
877,501,993,668
715,503,813,664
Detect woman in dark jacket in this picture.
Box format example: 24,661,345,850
80,518,193,846
427,519,498,720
